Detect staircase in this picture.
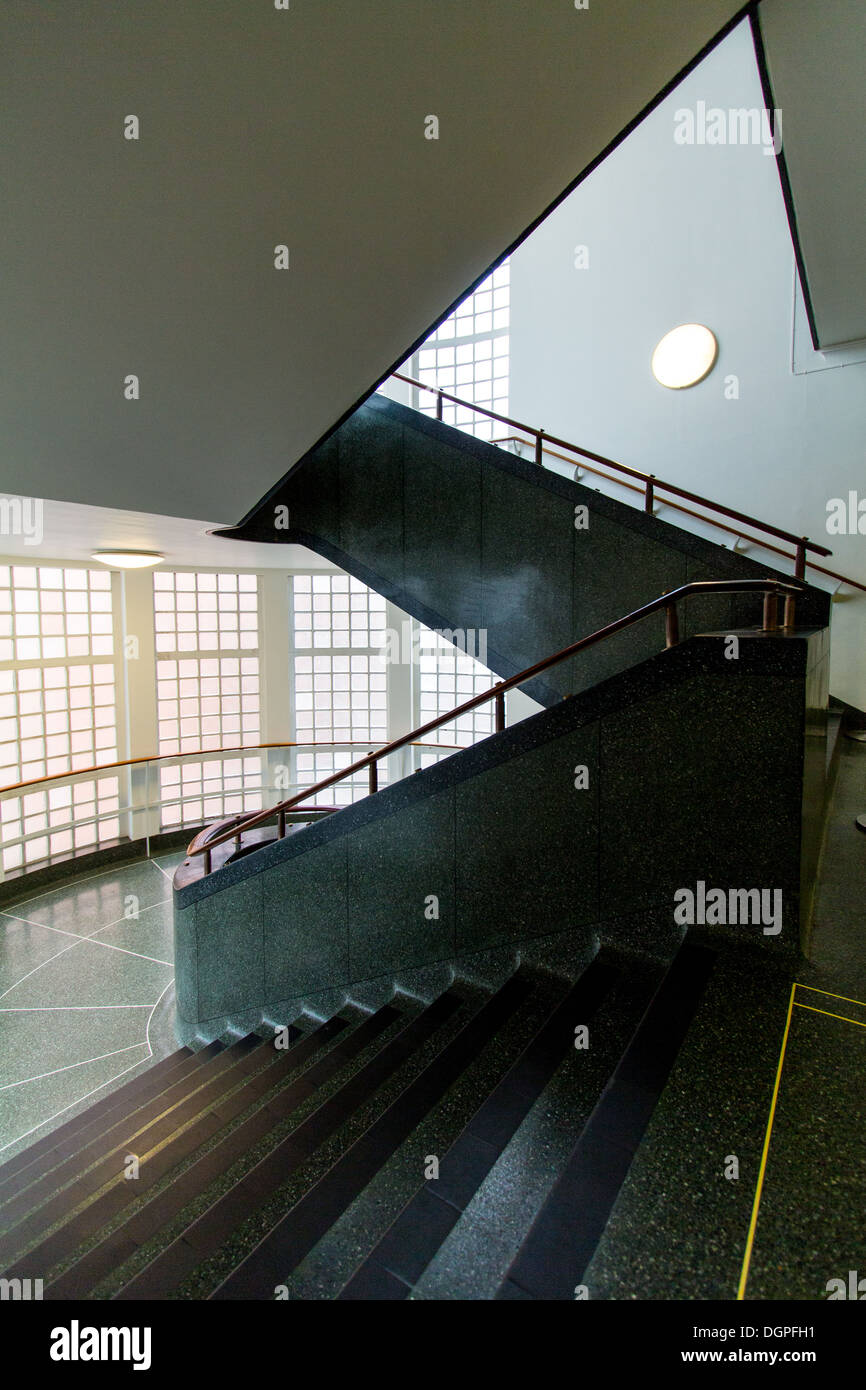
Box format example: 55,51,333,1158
0,937,741,1301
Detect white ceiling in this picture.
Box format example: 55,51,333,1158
0,0,745,526
0,496,334,571
758,0,866,349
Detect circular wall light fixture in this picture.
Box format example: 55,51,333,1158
91,551,164,569
651,323,718,389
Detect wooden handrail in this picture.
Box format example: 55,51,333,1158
0,739,463,798
490,435,866,596
391,372,833,566
189,577,804,872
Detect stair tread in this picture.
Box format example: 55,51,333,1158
495,939,716,1301
0,1033,269,1261
338,953,620,1300
210,971,536,1300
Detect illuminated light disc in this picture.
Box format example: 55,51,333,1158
91,551,164,569
651,324,718,389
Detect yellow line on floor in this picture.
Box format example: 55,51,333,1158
737,982,796,1302
793,1001,866,1029
793,982,866,1010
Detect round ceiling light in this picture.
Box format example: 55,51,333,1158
651,323,718,389
91,551,164,569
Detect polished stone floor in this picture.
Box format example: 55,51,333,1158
0,852,185,1164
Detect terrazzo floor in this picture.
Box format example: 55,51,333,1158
0,853,185,1165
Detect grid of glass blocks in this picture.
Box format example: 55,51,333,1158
0,663,117,786
156,657,260,755
291,573,387,650
0,777,120,873
417,626,496,748
153,571,258,654
295,748,388,808
0,565,114,663
293,654,388,744
158,756,263,830
416,261,510,441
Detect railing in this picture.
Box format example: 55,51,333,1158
0,740,461,880
389,372,864,593
189,577,804,876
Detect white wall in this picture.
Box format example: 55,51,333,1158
508,19,866,708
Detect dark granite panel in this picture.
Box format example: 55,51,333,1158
173,899,199,1024
402,422,483,634
195,875,264,1021
599,664,805,949
571,510,687,695
455,724,598,953
338,407,405,591
263,836,349,1000
348,790,456,980
282,434,341,548
481,468,575,698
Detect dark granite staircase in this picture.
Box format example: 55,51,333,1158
0,938,732,1301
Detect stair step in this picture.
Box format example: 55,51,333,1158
29,1016,349,1297
209,971,536,1300
0,1033,267,1260
114,995,446,1299
338,953,621,1299
495,939,716,1300
0,1042,219,1200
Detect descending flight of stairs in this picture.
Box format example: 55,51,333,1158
0,938,717,1300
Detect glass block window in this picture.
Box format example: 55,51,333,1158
414,260,510,442
291,573,386,651
153,570,258,654
417,625,496,748
158,756,263,830
295,748,386,808
1,777,120,873
155,656,260,756
0,663,118,785
291,575,388,745
0,565,114,663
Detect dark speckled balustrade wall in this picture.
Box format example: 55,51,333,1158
221,395,831,706
173,631,828,1039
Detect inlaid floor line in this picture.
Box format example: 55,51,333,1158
793,981,866,1010
151,857,179,883
793,1000,866,1029
737,980,866,1301
0,1041,153,1094
0,938,82,1003
0,977,175,1158
0,1004,156,1012
0,856,170,912
0,912,173,968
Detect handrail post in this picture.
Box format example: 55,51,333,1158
203,847,211,875
535,430,544,467
783,592,797,629
494,686,506,733
763,584,779,632
368,756,378,795
665,598,680,648
795,537,807,580
278,808,286,839
645,475,655,514
436,389,444,421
